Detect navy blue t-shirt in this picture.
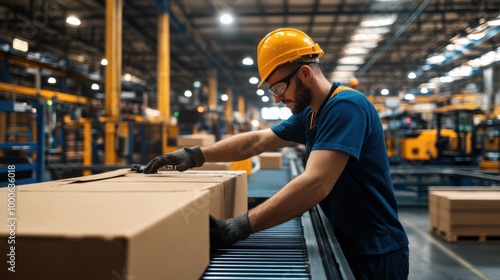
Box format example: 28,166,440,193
271,83,409,257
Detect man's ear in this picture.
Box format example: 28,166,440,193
299,65,313,81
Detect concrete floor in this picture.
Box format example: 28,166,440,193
399,207,500,280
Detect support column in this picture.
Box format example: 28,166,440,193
208,69,217,110
104,0,122,164
225,87,233,124
158,12,171,154
238,95,245,119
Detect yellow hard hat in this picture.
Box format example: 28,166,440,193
257,28,324,88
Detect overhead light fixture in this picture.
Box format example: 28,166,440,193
336,65,360,71
344,47,369,55
48,77,56,84
338,56,365,65
404,93,415,100
242,57,254,65
221,94,229,101
361,15,397,27
427,55,445,64
249,77,259,84
420,88,428,94
381,89,389,95
408,72,416,79
487,19,500,27
346,42,378,48
256,89,265,96
101,58,108,66
66,16,81,26
124,73,132,81
351,33,383,42
12,38,28,52
91,83,99,90
220,12,234,25
184,90,192,97
193,81,201,88
467,32,486,40
261,96,269,102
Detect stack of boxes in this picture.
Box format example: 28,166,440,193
0,169,248,280
428,188,500,242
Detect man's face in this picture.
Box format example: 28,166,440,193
267,66,311,115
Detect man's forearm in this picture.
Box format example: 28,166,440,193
248,172,330,232
202,129,287,162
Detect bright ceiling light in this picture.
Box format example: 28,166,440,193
346,42,378,48
361,15,397,27
184,90,192,97
408,72,416,79
357,27,391,34
405,93,415,100
124,73,132,81
48,77,56,84
66,16,81,26
427,55,445,64
101,58,108,66
256,89,265,96
220,12,234,24
251,120,259,127
12,38,28,52
91,83,99,90
338,56,365,65
344,47,369,55
487,19,500,26
453,37,470,45
336,65,360,71
351,33,383,42
221,94,228,101
261,96,269,102
446,44,455,51
242,57,254,65
381,89,389,95
249,77,259,84
420,88,428,94
467,32,486,40
193,81,201,88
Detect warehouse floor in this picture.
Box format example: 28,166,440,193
399,207,500,280
246,161,500,280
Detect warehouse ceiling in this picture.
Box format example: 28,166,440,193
0,0,499,109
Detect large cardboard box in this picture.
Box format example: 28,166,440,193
0,191,210,280
111,170,248,219
31,181,226,220
177,134,215,147
259,152,283,169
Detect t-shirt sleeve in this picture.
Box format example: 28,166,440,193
313,99,369,161
271,113,308,144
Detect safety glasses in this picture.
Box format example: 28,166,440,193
268,66,301,98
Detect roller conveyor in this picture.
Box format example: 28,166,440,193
202,151,355,279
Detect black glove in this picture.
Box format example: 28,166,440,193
143,146,205,174
209,213,253,255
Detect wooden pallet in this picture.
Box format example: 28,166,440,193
431,227,500,242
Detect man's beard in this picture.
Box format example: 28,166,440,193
291,78,311,114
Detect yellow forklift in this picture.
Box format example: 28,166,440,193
477,119,500,171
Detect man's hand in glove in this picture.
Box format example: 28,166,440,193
143,146,205,174
210,213,253,255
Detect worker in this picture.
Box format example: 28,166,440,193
144,28,409,279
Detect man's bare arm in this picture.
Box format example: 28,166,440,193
201,128,293,162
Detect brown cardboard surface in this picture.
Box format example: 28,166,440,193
31,181,225,219
259,152,283,169
438,209,500,224
439,192,500,209
0,191,209,280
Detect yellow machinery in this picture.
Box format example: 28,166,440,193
477,119,500,171
400,129,458,161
